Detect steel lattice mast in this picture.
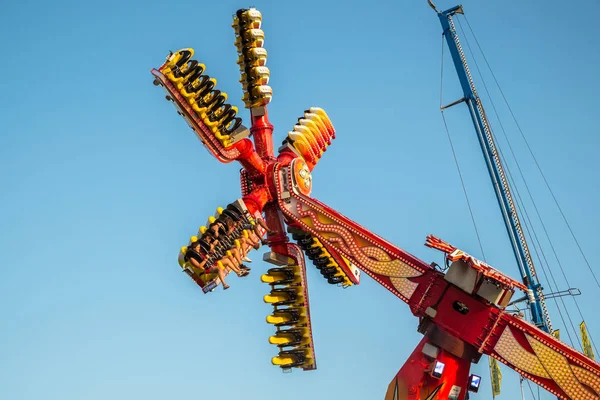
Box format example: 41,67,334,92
433,3,552,333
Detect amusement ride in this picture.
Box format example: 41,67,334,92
151,3,600,399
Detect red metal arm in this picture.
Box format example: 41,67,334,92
250,109,276,161
273,157,600,400
151,68,267,177
261,242,318,371
273,158,433,303
488,313,600,399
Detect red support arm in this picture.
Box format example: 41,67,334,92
250,109,276,161
151,68,267,177
273,159,433,303
273,157,600,400
233,137,267,177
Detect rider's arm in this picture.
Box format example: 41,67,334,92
189,256,207,270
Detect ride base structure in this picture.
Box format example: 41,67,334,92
151,6,600,400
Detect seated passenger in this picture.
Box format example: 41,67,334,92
209,216,228,239
222,216,257,264
224,204,272,240
243,227,261,250
198,236,236,269
217,216,252,267
255,215,274,234
243,211,276,244
229,217,261,252
204,226,251,274
186,241,248,290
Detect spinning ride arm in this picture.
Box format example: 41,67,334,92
151,49,267,177
261,242,318,371
274,157,600,400
274,157,434,304
491,313,600,399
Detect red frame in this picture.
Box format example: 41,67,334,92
153,47,600,399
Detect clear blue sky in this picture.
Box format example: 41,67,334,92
1,0,598,399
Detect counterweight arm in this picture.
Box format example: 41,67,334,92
274,158,434,304
274,157,600,400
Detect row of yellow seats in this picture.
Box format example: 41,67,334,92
176,207,238,284
286,107,336,165
178,238,220,285
310,237,353,287
161,48,241,147
261,260,315,370
199,206,255,259
232,8,272,108
292,230,353,287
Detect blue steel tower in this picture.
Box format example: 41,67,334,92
433,3,552,333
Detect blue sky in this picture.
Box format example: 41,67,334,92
1,0,598,399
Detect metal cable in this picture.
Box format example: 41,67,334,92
462,14,600,292
447,16,552,333
456,17,581,348
459,14,598,355
509,161,579,348
452,16,551,332
526,378,540,400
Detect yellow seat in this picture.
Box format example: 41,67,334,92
269,332,300,346
271,355,295,366
260,271,288,284
266,314,289,325
303,112,331,145
294,125,321,157
263,292,289,304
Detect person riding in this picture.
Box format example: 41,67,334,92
227,215,261,253
242,211,275,245
217,215,253,267
208,216,228,239
202,222,251,274
185,241,247,290
220,205,266,249
206,214,252,261
223,204,271,240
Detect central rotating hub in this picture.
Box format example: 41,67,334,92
292,158,312,196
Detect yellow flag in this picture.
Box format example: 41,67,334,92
489,357,502,397
580,321,595,360
553,329,560,341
